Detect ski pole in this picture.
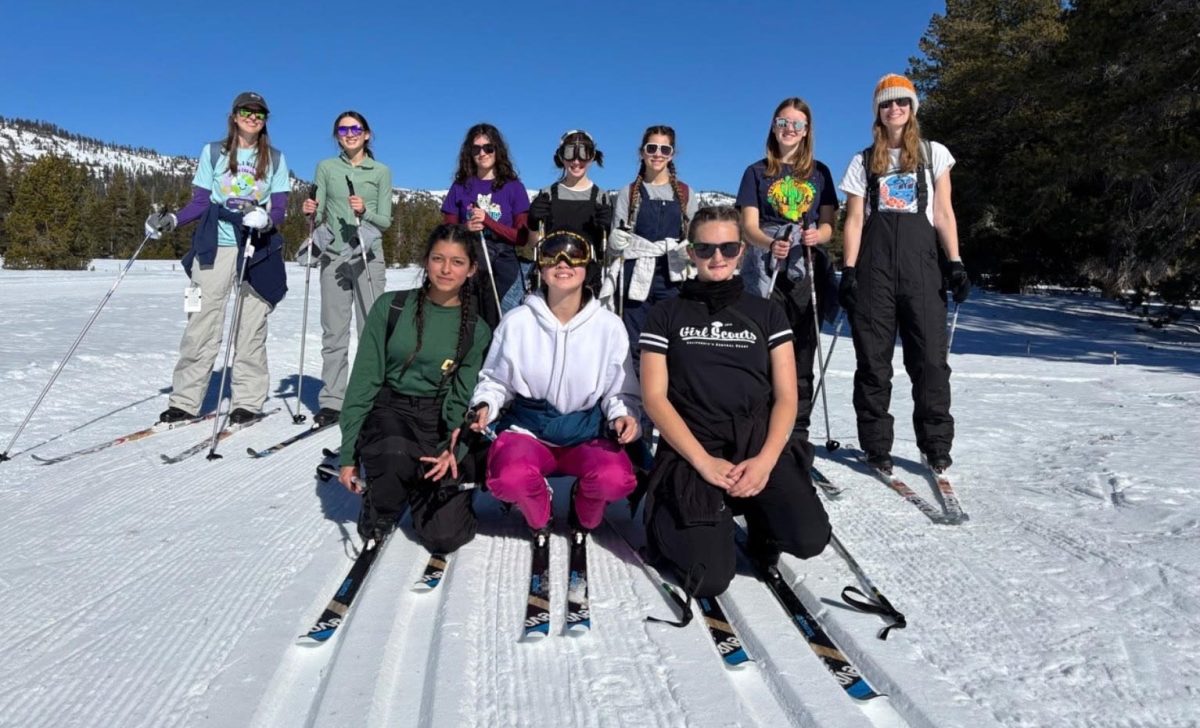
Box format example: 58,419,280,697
830,533,906,640
616,222,627,318
765,224,793,298
1,215,166,463
947,302,961,353
345,176,377,305
811,313,844,405
477,229,503,316
206,215,257,461
293,185,319,425
805,229,839,452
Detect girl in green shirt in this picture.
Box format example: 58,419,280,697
337,223,492,550
302,111,394,427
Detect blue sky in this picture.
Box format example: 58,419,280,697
1,1,944,195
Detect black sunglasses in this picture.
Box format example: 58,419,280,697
470,143,496,156
689,241,742,259
877,98,912,110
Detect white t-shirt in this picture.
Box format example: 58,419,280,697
839,141,954,226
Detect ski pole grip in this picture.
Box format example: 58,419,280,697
345,176,356,197
308,185,318,201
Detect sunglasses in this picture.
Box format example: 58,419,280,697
774,117,808,131
470,143,496,156
877,98,913,110
538,232,592,267
689,241,743,259
236,108,267,121
560,143,594,162
643,143,673,157
336,125,365,137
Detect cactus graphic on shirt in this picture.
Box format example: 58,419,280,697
767,177,816,222
475,192,503,221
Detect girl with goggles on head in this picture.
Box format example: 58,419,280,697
441,123,531,329
528,130,613,254
736,97,838,444
300,110,393,428
605,125,699,367
467,230,641,545
637,205,830,600
148,90,290,427
838,74,969,475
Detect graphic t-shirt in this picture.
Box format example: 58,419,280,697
736,159,837,229
194,144,290,247
639,293,793,425
839,141,954,226
440,176,530,229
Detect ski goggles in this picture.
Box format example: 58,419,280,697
689,241,743,259
773,118,807,131
642,143,673,156
336,125,365,137
559,143,595,162
537,231,593,267
236,108,267,121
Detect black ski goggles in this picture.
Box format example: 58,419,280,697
689,241,743,259
559,143,595,162
538,231,593,267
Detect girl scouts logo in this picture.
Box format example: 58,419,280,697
767,177,816,222
679,321,757,348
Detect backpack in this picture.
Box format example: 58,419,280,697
862,139,933,214
207,140,282,180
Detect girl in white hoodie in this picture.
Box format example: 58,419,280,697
468,230,641,536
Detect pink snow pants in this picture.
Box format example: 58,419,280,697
486,431,637,530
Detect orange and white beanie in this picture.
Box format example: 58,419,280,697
874,74,919,115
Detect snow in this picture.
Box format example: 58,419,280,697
1,260,1198,727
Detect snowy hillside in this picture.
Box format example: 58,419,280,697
0,118,195,178
0,263,1197,728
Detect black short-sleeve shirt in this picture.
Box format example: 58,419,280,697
735,158,838,229
639,293,793,426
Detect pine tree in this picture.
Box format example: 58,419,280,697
4,155,92,269
0,157,11,255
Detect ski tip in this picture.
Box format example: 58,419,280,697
411,581,438,593
245,447,261,458
847,678,883,701
565,622,592,637
722,649,753,670
520,627,550,643
296,630,333,646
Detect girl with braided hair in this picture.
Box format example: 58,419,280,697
337,224,492,550
467,230,640,541
605,126,700,363
736,97,839,442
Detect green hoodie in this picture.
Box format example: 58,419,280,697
312,153,393,253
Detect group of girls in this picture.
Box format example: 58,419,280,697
148,73,969,600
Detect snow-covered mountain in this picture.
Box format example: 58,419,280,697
0,117,195,178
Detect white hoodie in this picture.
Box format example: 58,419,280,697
471,294,640,429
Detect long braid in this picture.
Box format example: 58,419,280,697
451,282,473,375
628,167,645,230
667,160,689,239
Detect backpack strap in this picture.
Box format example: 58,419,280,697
385,290,413,349
862,146,878,212
550,184,559,202
916,140,931,215
589,185,600,203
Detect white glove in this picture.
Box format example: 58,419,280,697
609,227,635,251
242,206,271,231
144,211,176,240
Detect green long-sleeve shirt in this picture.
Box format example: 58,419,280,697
339,290,492,466
312,153,393,253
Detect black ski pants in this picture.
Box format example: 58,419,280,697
358,390,477,554
850,212,953,457
646,440,830,598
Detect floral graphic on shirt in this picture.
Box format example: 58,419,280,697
474,192,502,221
878,173,918,213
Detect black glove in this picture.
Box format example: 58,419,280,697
838,266,858,315
528,193,552,228
947,260,971,303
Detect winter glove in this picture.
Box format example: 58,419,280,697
241,206,271,231
144,211,176,239
608,227,635,252
947,260,971,303
838,267,858,315
528,193,552,228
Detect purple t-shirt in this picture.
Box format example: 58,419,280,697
736,158,837,229
441,177,530,228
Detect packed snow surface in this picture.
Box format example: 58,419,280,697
0,261,1197,727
